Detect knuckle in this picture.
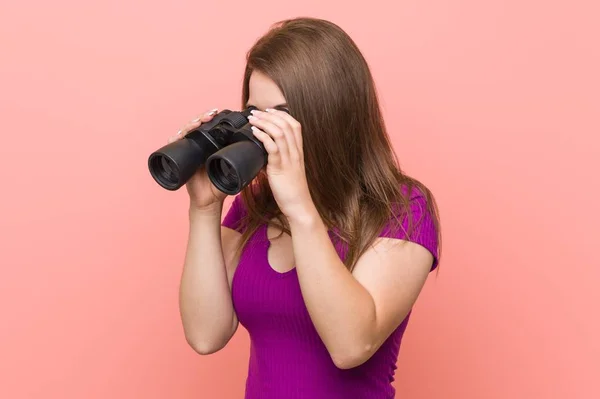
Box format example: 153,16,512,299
271,129,284,138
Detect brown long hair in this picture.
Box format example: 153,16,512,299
236,17,441,272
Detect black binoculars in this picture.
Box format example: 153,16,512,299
148,106,266,195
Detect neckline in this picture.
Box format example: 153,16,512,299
262,224,297,278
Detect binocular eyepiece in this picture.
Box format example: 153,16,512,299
148,107,267,195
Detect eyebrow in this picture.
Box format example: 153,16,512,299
246,102,289,111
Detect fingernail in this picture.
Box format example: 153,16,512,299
191,117,201,123
247,115,256,120
207,108,218,116
177,130,183,135
265,108,274,112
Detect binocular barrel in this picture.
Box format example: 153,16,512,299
147,108,267,195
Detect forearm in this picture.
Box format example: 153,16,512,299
179,204,235,353
288,207,377,366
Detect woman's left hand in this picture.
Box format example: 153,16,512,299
247,108,315,221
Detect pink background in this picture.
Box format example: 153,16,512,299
1,1,598,398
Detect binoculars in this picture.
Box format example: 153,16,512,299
148,107,266,195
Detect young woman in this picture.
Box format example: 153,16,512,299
171,17,441,399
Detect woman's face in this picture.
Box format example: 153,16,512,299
246,70,288,112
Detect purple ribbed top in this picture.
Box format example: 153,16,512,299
221,189,439,399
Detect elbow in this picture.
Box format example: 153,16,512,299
330,343,375,370
182,319,237,355
184,327,234,355
185,335,226,355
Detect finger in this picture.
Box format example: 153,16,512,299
250,126,281,166
181,108,219,135
248,112,289,163
260,109,299,158
168,108,218,143
265,108,303,157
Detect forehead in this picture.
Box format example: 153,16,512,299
246,70,287,110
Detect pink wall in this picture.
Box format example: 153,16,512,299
1,1,598,398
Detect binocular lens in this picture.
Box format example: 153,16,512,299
208,158,241,194
206,140,267,195
149,154,180,189
148,136,213,191
161,156,178,180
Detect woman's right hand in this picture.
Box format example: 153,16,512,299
168,108,228,211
